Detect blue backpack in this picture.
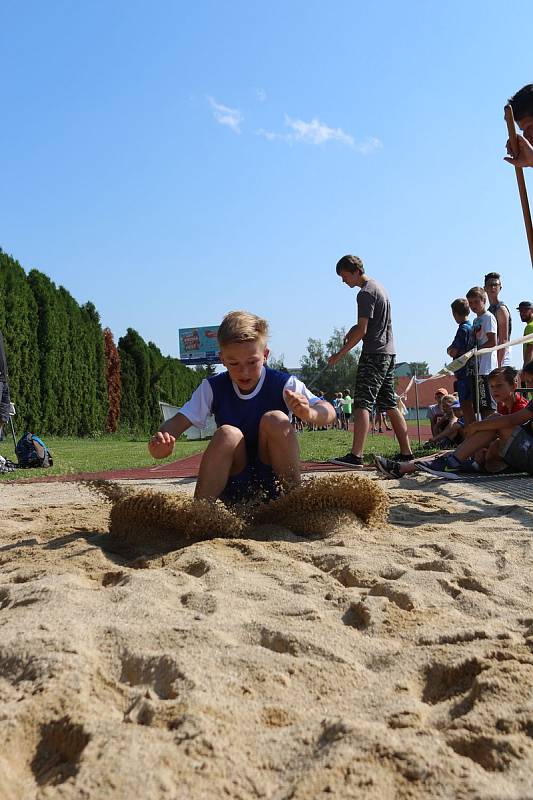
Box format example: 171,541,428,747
15,433,53,468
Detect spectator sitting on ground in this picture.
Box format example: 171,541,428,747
374,365,531,478
426,388,448,437
428,395,465,449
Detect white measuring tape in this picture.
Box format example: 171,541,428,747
400,332,533,388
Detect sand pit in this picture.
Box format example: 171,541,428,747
1,474,533,799
91,474,389,554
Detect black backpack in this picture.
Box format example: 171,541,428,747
15,433,53,468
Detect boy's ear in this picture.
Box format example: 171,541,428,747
263,347,270,363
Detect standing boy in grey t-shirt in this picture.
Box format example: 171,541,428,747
328,255,412,468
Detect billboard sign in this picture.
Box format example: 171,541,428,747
178,326,221,364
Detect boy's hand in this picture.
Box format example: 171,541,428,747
148,431,176,459
505,135,533,168
465,421,482,436
284,389,312,423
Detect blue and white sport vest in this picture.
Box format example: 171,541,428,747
208,367,289,455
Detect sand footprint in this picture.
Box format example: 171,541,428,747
31,716,89,787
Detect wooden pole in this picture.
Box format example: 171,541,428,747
414,370,421,446
504,104,533,268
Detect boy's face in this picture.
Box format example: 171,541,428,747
467,294,486,315
221,340,268,394
519,307,533,323
518,116,533,145
338,269,361,288
435,391,446,404
489,375,515,404
484,278,501,303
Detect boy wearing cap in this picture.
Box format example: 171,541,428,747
518,301,533,370
427,388,448,437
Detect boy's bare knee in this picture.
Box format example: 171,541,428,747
212,425,244,448
259,410,291,435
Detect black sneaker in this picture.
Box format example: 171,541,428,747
329,452,364,469
417,455,461,479
373,455,403,478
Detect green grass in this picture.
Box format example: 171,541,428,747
0,435,208,481
0,429,437,481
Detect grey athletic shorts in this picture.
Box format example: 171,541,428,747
500,425,533,474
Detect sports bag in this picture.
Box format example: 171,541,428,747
15,433,53,468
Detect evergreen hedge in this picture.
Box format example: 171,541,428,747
0,249,205,436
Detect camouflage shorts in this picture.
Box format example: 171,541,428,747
353,354,396,413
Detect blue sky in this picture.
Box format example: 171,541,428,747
1,1,531,373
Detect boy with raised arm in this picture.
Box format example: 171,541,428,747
149,311,335,502
328,255,412,467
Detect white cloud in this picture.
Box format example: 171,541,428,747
207,97,243,134
356,136,383,155
284,115,354,146
257,116,382,154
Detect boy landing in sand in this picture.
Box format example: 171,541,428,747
149,311,335,503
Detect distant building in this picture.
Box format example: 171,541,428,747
394,361,412,377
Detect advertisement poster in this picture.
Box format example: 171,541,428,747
178,326,221,364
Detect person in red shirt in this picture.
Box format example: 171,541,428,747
374,366,530,477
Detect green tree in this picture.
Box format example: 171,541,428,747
0,250,41,430
299,328,360,397
407,361,430,377
268,352,288,372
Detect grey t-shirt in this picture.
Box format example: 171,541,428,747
357,278,395,355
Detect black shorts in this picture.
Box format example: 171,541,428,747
220,458,281,505
500,426,533,474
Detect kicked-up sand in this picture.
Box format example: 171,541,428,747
0,472,533,799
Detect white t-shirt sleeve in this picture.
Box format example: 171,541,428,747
282,375,321,409
483,312,497,339
177,380,214,429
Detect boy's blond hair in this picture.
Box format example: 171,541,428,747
466,286,487,301
217,311,269,347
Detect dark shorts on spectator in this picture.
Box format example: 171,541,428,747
499,426,533,474
456,376,471,404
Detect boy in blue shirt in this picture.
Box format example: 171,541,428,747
149,311,335,502
446,298,472,415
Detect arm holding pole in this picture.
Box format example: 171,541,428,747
504,104,533,268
